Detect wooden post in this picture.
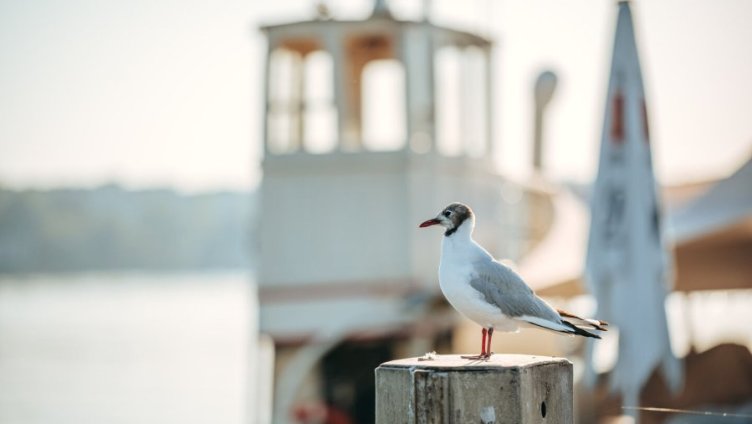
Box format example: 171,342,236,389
375,354,573,424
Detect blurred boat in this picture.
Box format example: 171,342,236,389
254,1,550,423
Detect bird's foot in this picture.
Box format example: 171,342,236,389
461,352,493,360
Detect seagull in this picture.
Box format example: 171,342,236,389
419,202,607,360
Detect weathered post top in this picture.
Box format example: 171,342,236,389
376,354,573,424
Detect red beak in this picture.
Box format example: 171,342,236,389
419,218,440,228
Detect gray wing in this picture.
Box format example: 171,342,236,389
468,259,562,323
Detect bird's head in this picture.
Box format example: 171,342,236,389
419,203,474,236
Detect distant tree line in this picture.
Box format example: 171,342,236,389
0,184,255,273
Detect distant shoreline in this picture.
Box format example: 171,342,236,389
0,268,254,281
0,185,257,273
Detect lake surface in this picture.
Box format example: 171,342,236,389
0,272,256,424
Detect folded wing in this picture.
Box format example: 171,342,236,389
469,259,605,339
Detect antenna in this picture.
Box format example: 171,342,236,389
532,70,558,172
371,0,392,18
422,0,432,21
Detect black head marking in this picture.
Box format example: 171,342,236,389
441,203,473,236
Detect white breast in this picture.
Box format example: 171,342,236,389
438,236,520,332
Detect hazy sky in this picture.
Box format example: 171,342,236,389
1,0,750,191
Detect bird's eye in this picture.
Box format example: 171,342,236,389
443,210,451,218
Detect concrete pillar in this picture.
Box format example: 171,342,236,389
484,45,494,158
292,53,305,151
262,35,275,156
325,32,348,151
375,354,573,424
402,24,436,152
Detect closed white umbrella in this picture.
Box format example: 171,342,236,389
584,1,683,416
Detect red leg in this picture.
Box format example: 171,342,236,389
462,328,488,360
485,327,494,358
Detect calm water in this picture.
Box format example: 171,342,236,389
0,272,256,424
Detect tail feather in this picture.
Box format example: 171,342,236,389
556,308,609,331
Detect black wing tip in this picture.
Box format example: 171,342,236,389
562,320,602,339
